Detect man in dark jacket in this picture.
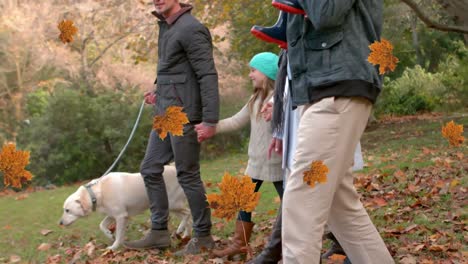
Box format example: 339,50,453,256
124,0,219,256
278,0,394,263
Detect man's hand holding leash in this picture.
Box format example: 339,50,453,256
144,91,156,105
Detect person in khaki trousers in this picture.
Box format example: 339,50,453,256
274,0,395,263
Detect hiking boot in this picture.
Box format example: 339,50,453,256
213,220,255,259
123,229,171,249
174,235,214,256
246,205,282,264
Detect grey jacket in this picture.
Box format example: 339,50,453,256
287,0,383,106
153,5,219,124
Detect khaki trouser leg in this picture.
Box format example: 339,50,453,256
282,97,393,264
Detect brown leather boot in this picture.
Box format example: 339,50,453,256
213,220,254,258
246,205,282,264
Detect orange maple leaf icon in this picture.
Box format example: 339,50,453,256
152,106,189,140
206,172,260,221
57,20,78,44
367,38,399,75
303,160,328,188
0,143,33,189
441,121,465,147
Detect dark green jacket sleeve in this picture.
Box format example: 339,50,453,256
181,24,219,124
300,0,356,30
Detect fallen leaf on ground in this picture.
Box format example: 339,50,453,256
46,254,62,264
37,243,52,251
371,197,388,207
40,229,53,236
413,244,425,252
400,255,417,264
450,179,460,189
15,194,29,200
211,257,224,264
267,209,277,215
394,170,406,181
9,255,21,263
403,224,419,233
84,242,96,257
429,244,447,252
274,196,281,204
407,184,417,193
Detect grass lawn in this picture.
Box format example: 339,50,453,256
0,113,466,263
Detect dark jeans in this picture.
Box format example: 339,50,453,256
238,178,284,222
140,124,211,236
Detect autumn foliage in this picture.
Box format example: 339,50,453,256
441,121,465,147
303,161,329,188
57,20,78,44
206,172,260,221
367,38,399,75
0,143,33,188
152,106,190,140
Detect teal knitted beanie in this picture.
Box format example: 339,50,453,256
249,52,279,81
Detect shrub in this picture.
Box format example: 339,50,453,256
376,66,439,116
436,52,468,111
375,42,468,116
17,87,153,185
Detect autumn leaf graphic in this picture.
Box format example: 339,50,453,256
206,172,260,221
441,121,465,147
152,106,189,140
367,38,399,75
0,143,33,189
303,160,328,188
57,20,78,44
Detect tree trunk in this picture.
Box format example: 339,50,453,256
410,14,423,66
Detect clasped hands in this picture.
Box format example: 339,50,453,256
192,101,283,157
144,91,216,143
194,102,283,159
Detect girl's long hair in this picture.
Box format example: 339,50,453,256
248,77,275,119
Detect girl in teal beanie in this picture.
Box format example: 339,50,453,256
198,52,283,259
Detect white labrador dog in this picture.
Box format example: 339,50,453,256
59,165,192,250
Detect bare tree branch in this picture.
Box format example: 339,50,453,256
400,0,468,34
89,33,132,67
